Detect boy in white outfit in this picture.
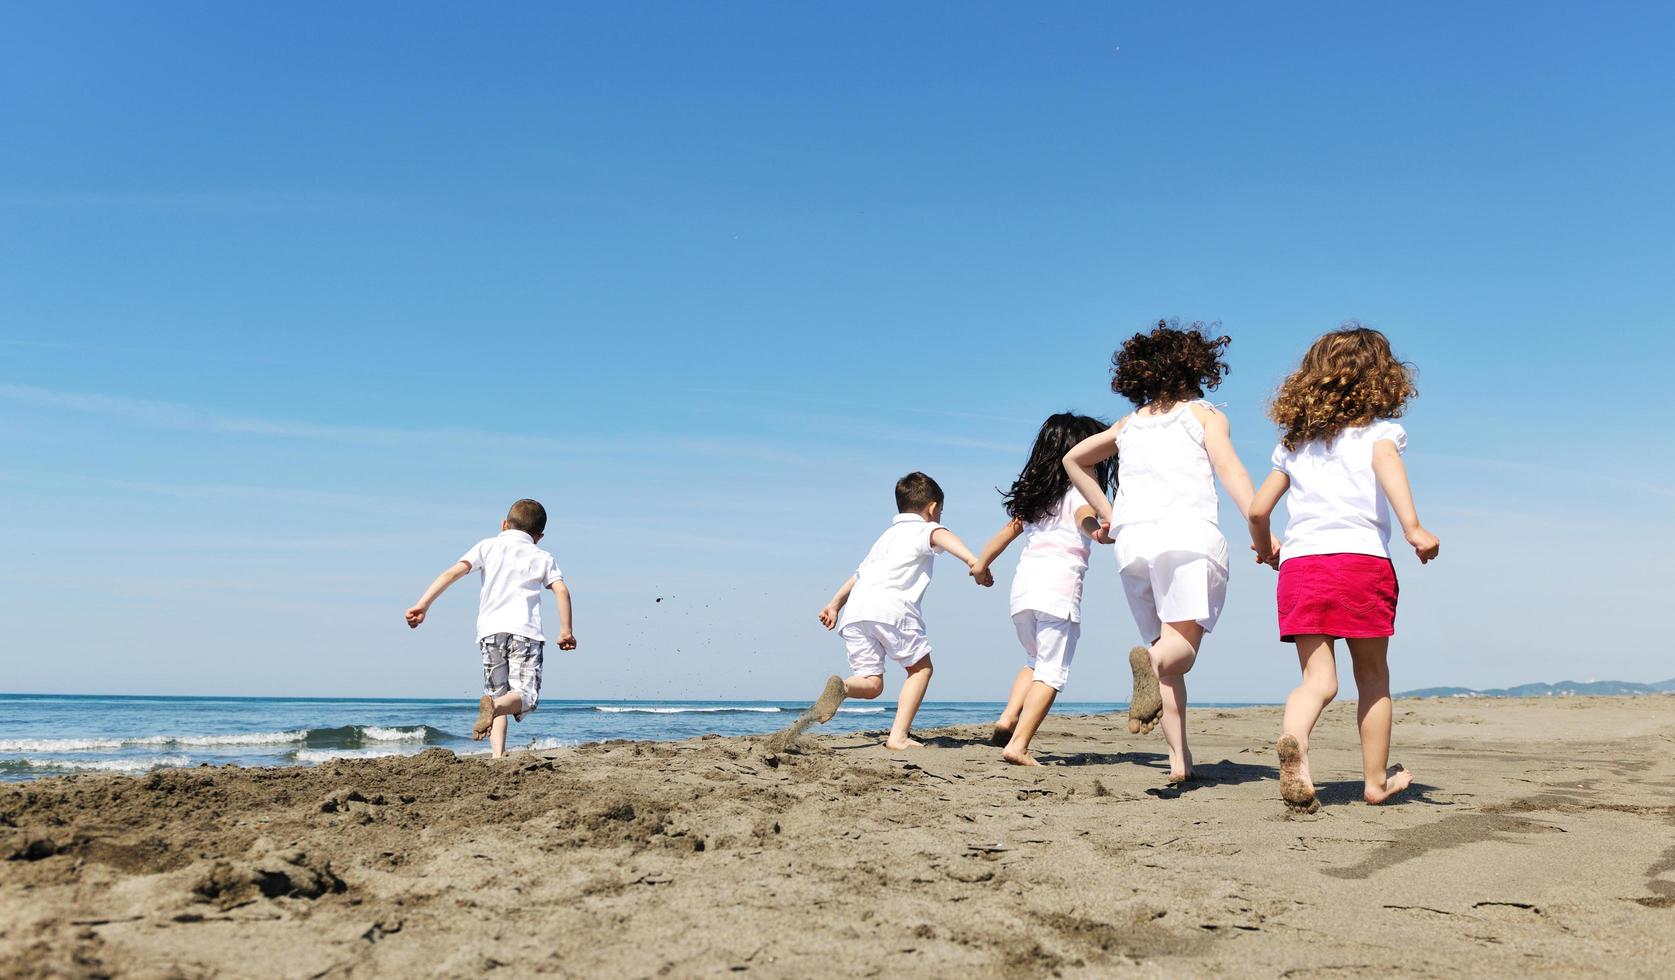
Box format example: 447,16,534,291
405,498,577,758
811,472,988,749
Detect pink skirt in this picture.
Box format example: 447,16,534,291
1276,553,1398,642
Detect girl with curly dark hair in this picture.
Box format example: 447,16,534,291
968,413,1113,765
1063,320,1261,785
1247,324,1439,812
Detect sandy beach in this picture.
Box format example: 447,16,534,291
4,694,1673,978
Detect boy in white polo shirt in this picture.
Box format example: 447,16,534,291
812,472,988,750
405,498,576,758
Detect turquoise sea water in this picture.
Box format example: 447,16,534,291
0,694,1263,782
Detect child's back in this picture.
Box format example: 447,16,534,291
840,514,943,631
462,528,564,641
1271,421,1406,561
1009,488,1092,622
1112,401,1220,531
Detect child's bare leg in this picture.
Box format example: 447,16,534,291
487,692,523,759
843,674,884,699
1002,680,1057,765
885,656,932,750
1348,637,1413,804
1279,635,1337,810
993,667,1034,746
1152,621,1202,782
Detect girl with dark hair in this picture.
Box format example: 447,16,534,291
969,412,1113,765
1064,320,1261,784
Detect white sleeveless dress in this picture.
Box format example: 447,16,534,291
1111,401,1230,640
1007,489,1092,692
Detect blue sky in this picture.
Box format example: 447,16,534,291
2,3,1671,703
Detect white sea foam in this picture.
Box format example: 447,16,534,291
137,730,310,747
293,748,407,763
836,707,886,714
17,755,192,774
523,737,575,751
593,706,782,714
0,737,126,753
362,726,429,742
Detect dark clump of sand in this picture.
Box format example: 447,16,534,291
5,697,1675,978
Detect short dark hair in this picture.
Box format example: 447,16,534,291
894,472,944,513
505,498,548,535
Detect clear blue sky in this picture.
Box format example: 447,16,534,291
3,3,1671,702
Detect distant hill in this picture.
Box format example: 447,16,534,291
1399,678,1675,699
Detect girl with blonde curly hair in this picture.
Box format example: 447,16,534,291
1248,324,1441,812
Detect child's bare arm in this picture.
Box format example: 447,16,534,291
1063,423,1121,527
1371,440,1440,563
1247,471,1289,568
929,527,985,582
406,561,471,628
1194,405,1258,518
819,575,857,630
970,519,1024,587
550,580,577,649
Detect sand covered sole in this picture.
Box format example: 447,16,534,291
471,696,495,740
1277,734,1319,813
812,675,846,724
1128,646,1161,735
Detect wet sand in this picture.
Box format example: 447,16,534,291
4,695,1673,978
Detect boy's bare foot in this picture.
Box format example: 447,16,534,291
1001,746,1040,766
883,736,923,750
472,695,495,740
1167,750,1194,784
1364,764,1413,805
990,724,1014,748
1127,646,1161,734
1277,735,1319,813
812,675,847,724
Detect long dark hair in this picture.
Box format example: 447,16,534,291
1000,413,1112,525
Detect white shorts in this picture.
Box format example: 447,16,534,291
840,621,932,677
1012,610,1080,692
1114,519,1229,641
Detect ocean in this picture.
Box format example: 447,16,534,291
0,693,1208,782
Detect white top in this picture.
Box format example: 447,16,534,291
1010,489,1093,622
1112,401,1220,528
839,513,945,632
1270,421,1407,562
459,530,565,641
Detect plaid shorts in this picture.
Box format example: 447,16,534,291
480,633,544,720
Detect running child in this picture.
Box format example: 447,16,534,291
1248,324,1438,811
405,498,577,759
969,413,1113,766
810,472,988,750
1065,320,1260,784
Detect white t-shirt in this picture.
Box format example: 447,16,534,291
1010,489,1093,622
459,530,565,641
839,514,945,632
1270,421,1407,562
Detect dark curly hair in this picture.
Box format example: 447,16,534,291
1110,319,1231,408
1270,323,1416,451
1000,413,1112,526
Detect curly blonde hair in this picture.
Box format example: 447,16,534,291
1270,324,1416,451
